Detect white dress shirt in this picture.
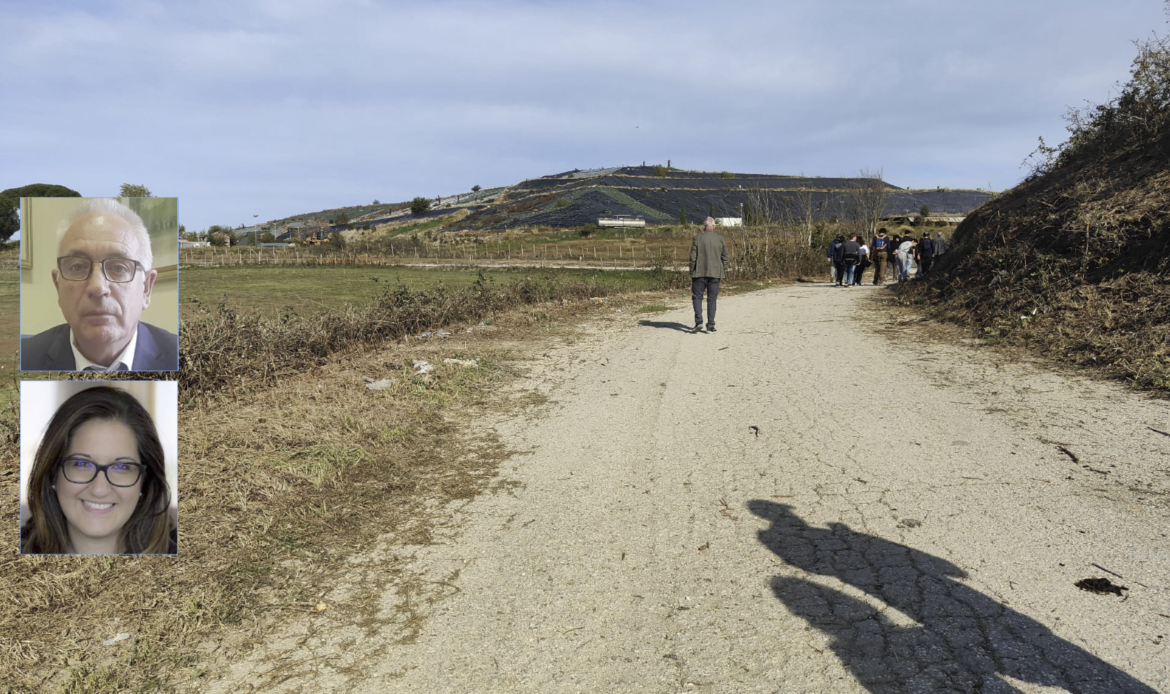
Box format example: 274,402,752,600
70,326,138,371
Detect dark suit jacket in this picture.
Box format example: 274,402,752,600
20,322,179,372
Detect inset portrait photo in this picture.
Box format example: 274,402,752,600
19,381,178,555
19,197,178,372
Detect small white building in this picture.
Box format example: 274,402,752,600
715,217,743,227
598,215,646,228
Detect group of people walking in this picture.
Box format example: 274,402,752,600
827,228,949,286
684,218,953,334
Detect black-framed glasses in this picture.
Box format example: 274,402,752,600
60,457,145,487
56,256,143,283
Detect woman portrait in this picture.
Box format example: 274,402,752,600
19,383,178,554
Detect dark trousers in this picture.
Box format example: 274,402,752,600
692,277,720,327
853,260,869,285
833,261,845,285
872,254,886,284
918,256,933,277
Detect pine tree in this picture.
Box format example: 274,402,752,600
680,206,687,225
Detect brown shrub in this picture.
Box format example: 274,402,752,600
179,275,649,405
901,125,1170,391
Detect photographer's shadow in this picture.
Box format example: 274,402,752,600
748,501,1155,694
637,320,692,332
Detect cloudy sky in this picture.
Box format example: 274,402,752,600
2,0,1166,232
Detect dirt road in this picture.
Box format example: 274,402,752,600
201,284,1170,693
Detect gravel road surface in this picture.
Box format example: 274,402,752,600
202,284,1170,693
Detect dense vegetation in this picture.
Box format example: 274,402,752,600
906,18,1170,391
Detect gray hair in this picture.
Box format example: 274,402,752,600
57,199,153,271
704,217,716,229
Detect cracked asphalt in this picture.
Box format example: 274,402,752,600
201,284,1170,693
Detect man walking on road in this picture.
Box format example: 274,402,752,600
690,217,728,333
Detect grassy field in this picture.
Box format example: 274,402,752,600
179,265,672,319
0,268,17,407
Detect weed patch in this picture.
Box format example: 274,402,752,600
179,273,677,405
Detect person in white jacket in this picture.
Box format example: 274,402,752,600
896,237,915,282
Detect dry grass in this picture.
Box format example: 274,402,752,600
722,224,829,281
0,234,811,691
0,293,623,692
179,273,676,405
341,209,471,243
898,126,1170,393
893,28,1170,393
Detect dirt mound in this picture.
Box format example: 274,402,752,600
905,31,1170,391
460,168,991,230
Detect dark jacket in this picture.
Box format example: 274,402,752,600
21,321,179,371
841,241,861,265
918,238,935,259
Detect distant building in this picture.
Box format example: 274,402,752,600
880,214,966,226
715,217,743,227
179,239,210,249
598,215,646,228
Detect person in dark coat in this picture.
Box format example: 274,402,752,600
21,199,178,371
827,236,842,285
840,235,861,287
916,231,936,278
829,235,846,286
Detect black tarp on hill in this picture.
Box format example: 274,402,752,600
512,168,905,193
458,169,992,230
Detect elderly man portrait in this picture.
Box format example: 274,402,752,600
20,198,178,371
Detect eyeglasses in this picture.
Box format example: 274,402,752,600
57,256,143,283
60,457,145,487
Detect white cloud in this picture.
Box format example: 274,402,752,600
1,0,1165,229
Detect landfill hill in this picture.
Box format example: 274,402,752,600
265,168,992,234
906,32,1170,392
452,166,991,230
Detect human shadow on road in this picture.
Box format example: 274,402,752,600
637,320,692,332
747,501,1156,694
